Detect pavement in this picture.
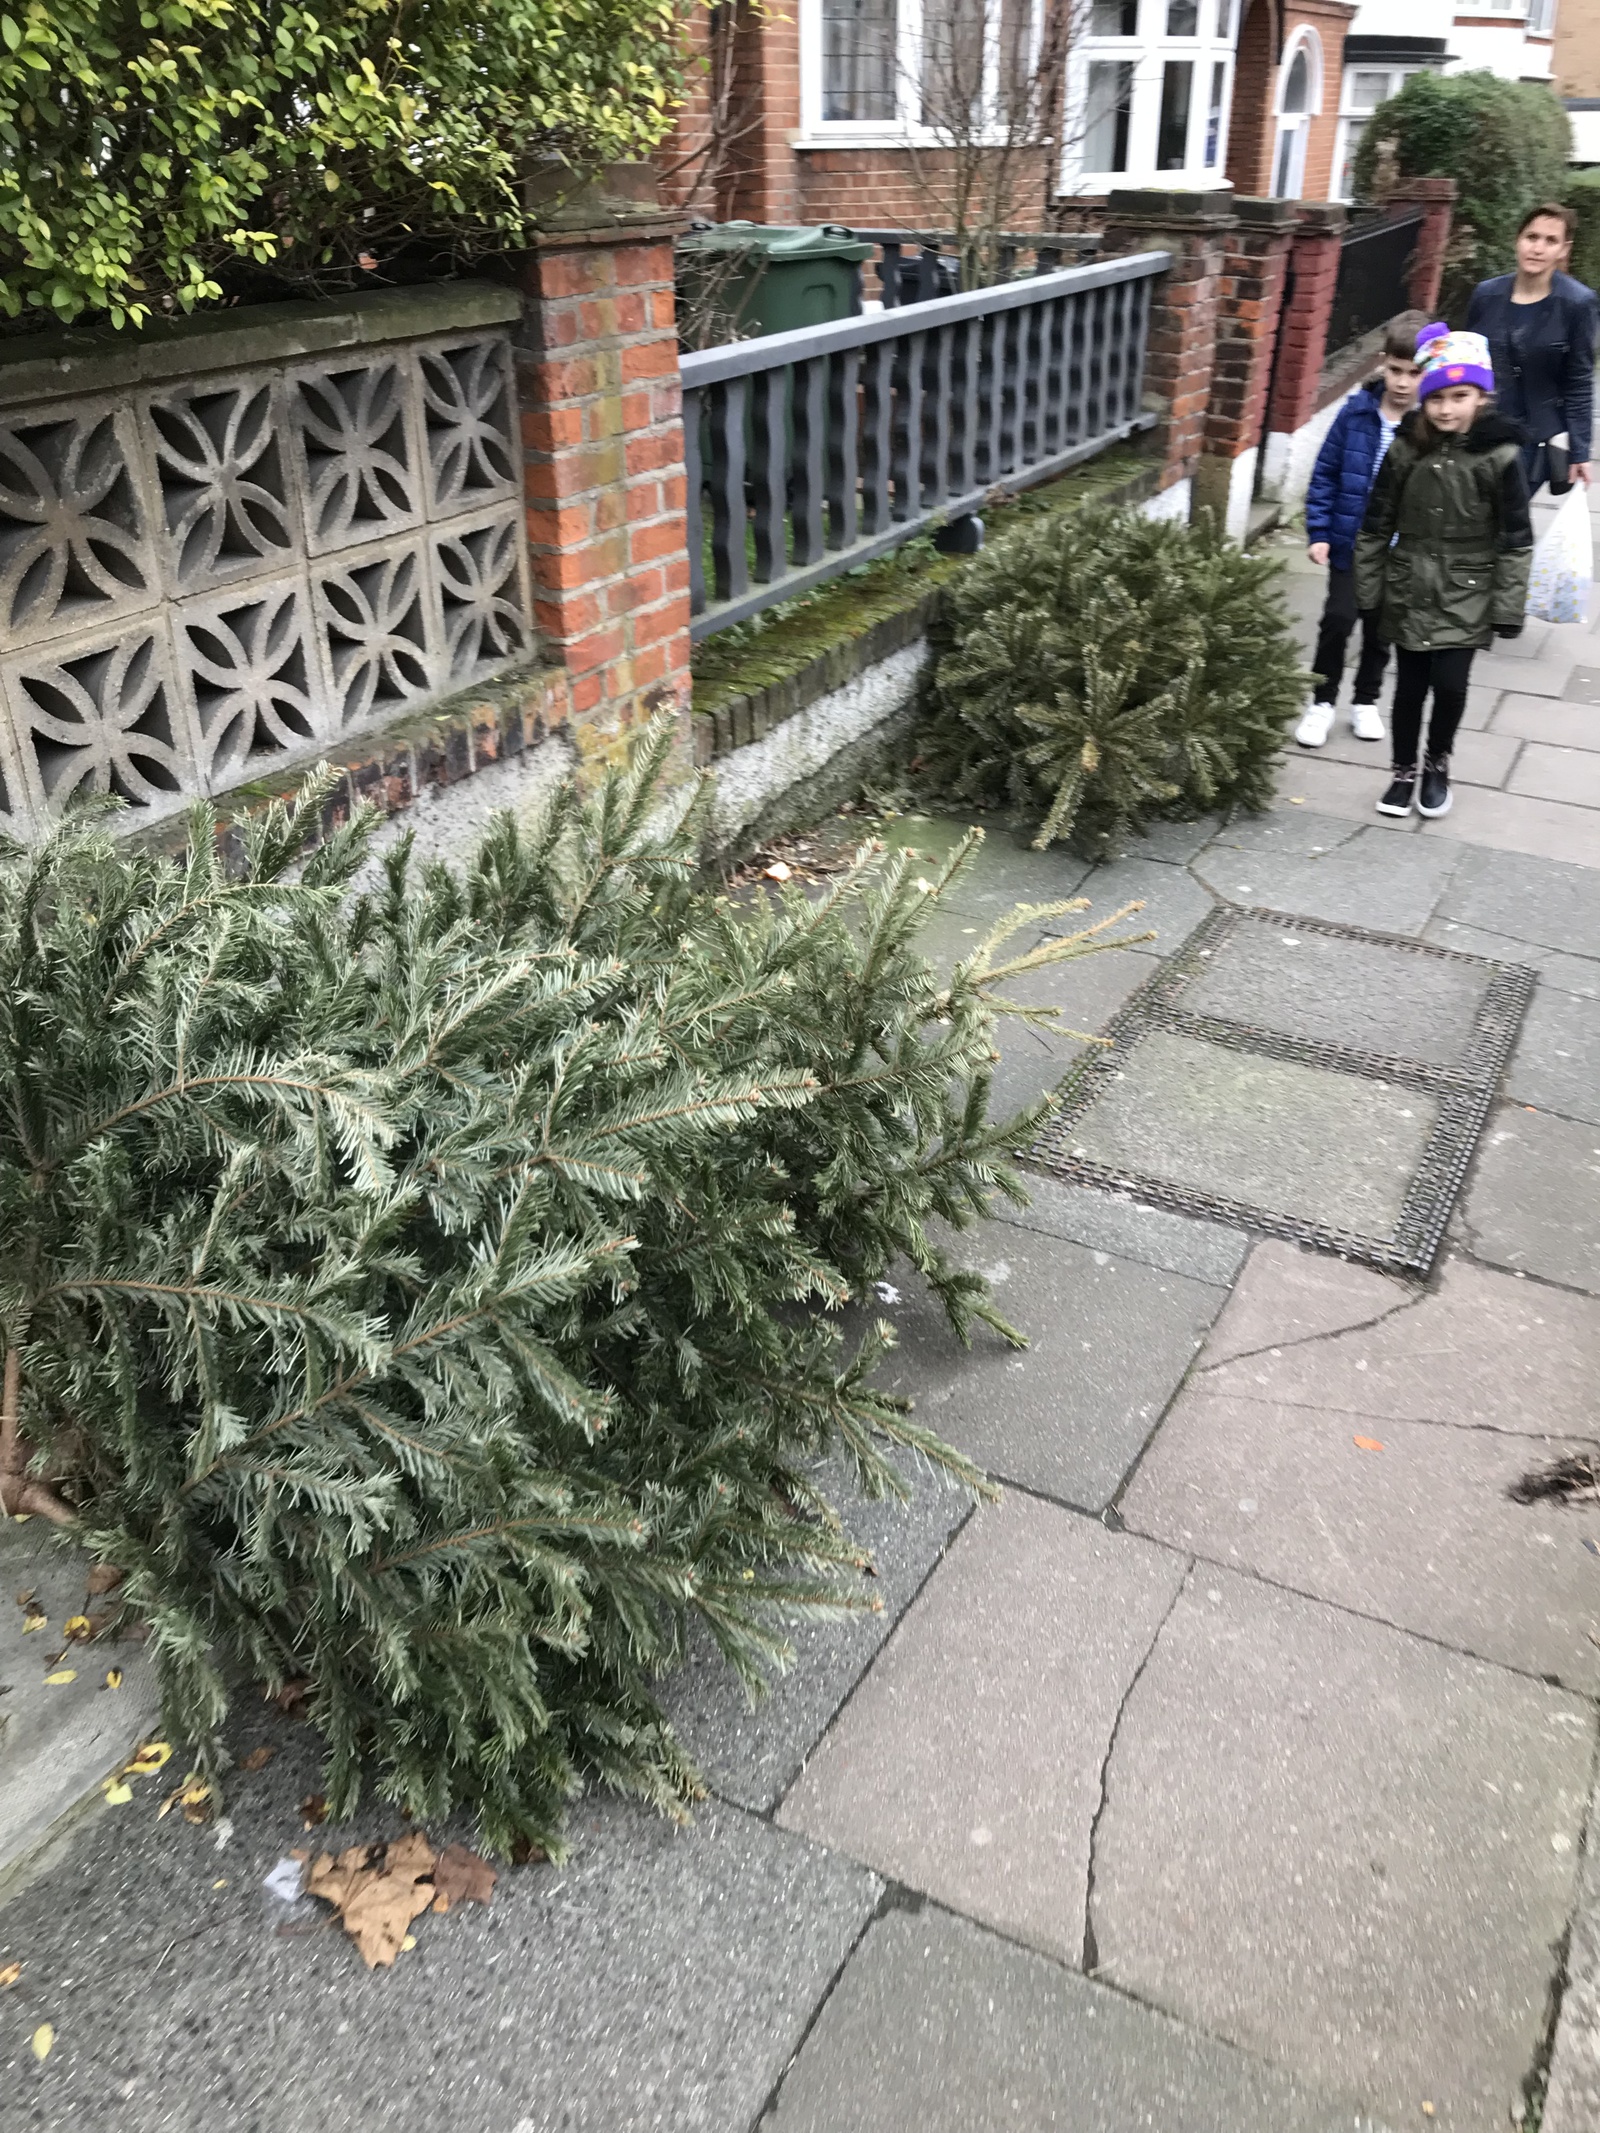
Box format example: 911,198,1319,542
1,536,1598,2133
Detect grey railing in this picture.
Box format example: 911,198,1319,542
681,249,1169,639
850,228,1102,307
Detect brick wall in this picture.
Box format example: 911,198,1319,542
516,221,693,762
726,0,803,223
1101,190,1234,503
799,147,1054,232
1388,177,1458,319
1267,203,1345,438
1194,197,1296,530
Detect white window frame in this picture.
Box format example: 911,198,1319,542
1270,25,1322,200
798,0,1046,148
1331,62,1430,203
1060,0,1236,193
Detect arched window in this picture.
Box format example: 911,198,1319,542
1272,28,1321,197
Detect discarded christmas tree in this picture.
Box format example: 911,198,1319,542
0,728,1140,1853
920,504,1305,853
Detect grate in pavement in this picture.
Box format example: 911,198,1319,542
1028,903,1535,1276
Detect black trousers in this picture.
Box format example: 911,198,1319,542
1311,565,1389,704
1390,645,1475,769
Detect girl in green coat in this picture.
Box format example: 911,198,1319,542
1354,326,1534,819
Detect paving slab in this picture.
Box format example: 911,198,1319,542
1510,745,1600,808
0,1719,877,2133
1091,1569,1593,2132
1181,915,1495,1065
1424,916,1598,999
1040,854,1218,956
878,815,1093,920
0,1522,160,1896
1436,844,1600,960
1293,725,1520,788
1506,984,1600,1125
662,1461,973,1813
1196,1237,1410,1368
1122,1385,1600,1689
1205,806,1365,858
1493,695,1600,751
1464,1105,1600,1293
1542,1772,1600,2133
863,1229,1225,1509
1199,1249,1600,1437
1470,650,1575,696
984,936,1160,1121
1108,813,1224,864
1191,829,1462,935
1067,1029,1438,1238
1272,756,1430,830
777,1493,1188,1966
999,1170,1249,1286
1416,784,1600,870
763,1907,1389,2133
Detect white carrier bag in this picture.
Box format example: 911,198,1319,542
1526,485,1594,626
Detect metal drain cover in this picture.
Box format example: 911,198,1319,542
1028,903,1535,1276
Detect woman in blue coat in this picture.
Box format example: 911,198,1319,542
1466,202,1597,494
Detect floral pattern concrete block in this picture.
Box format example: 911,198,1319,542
0,317,532,833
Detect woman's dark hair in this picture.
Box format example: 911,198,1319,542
1518,201,1578,242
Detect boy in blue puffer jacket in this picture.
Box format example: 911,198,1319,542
1296,314,1426,749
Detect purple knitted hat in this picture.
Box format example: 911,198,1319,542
1414,323,1495,400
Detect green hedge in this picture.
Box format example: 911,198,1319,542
1351,71,1571,320
1565,167,1600,296
0,0,689,331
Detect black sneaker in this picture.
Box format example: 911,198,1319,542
1377,767,1417,816
1418,757,1452,818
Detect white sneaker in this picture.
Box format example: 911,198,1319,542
1350,701,1385,742
1295,701,1336,748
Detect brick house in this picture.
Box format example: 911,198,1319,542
659,0,1561,230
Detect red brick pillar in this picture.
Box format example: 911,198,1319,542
1265,202,1346,442
1195,196,1297,540
1100,190,1237,520
1386,177,1458,319
516,195,694,768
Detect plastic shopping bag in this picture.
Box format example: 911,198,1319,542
1526,485,1593,625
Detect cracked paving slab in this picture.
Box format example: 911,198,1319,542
1090,1567,1593,2133
1121,1386,1600,1690
1435,846,1600,963
763,1907,1392,2133
1197,1243,1599,1437
776,1491,1189,1969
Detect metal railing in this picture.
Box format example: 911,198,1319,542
1326,211,1424,360
849,229,1102,308
681,249,1168,639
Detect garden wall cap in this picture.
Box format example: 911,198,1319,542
0,281,523,411
1103,188,1239,224
1232,198,1302,229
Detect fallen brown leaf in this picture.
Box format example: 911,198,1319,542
237,1746,275,1772
430,1843,497,1914
85,1564,124,1597
13,1589,34,1610
300,1793,328,1828
309,1833,439,1969
275,1678,311,1717
1352,1436,1385,1452
510,1834,549,1867
0,1961,20,1987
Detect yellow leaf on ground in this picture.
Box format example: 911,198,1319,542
43,1670,76,1685
104,1669,123,1690
62,1615,91,1641
30,2024,52,2061
102,1779,132,1806
0,1961,20,1987
21,1611,45,1633
126,1740,171,1776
